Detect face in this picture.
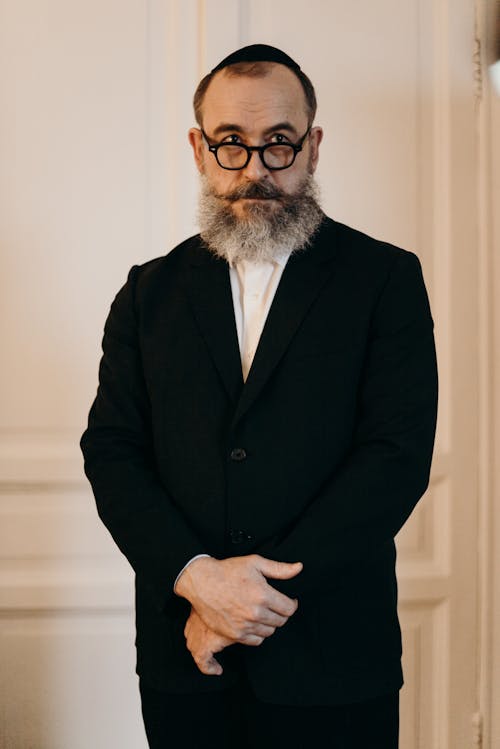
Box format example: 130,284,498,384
188,64,323,219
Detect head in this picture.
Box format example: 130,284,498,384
188,45,324,263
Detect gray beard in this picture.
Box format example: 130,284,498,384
197,173,324,265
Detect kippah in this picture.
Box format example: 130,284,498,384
211,44,301,74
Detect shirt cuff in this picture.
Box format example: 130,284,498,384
173,554,212,593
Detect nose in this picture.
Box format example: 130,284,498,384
241,151,270,181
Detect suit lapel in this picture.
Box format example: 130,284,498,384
185,243,243,404
232,219,339,426
183,220,339,420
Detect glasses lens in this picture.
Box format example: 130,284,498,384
217,145,248,169
262,145,295,169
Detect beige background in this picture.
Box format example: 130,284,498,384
0,1,498,747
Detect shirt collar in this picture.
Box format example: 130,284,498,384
229,251,291,270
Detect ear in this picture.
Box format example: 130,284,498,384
188,128,205,173
308,126,323,173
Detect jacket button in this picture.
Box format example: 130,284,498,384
230,448,247,461
229,529,253,544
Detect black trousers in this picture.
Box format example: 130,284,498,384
139,677,399,749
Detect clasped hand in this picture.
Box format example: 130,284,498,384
175,554,303,675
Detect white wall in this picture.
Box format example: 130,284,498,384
0,2,155,746
0,1,495,747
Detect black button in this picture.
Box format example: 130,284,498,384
230,448,247,462
229,529,253,544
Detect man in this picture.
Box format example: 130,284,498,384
81,44,438,748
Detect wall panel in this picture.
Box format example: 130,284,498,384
0,1,155,745
0,613,143,749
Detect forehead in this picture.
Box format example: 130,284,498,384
201,64,308,134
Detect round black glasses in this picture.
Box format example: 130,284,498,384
201,128,311,171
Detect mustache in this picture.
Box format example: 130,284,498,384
220,181,286,202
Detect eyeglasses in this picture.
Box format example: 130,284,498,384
201,128,311,171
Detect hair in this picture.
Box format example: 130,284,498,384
193,61,317,128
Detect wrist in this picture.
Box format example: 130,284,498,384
175,555,215,600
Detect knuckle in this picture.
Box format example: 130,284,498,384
250,605,261,621
255,591,267,606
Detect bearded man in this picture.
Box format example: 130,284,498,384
81,44,438,749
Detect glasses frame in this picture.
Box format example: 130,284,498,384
200,127,311,171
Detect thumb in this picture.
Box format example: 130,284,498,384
254,556,303,580
207,655,223,676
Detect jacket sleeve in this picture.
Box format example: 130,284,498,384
261,250,439,598
80,265,207,612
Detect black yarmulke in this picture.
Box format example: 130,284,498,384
211,44,301,74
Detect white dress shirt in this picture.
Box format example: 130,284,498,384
173,252,291,590
229,254,290,381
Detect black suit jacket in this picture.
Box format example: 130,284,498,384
81,216,438,705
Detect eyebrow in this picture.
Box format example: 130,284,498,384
211,121,299,138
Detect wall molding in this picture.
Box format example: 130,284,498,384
476,0,498,746
0,430,85,485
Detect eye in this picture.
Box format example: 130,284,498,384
270,133,289,144
222,134,242,144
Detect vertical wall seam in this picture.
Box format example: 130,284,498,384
474,0,494,746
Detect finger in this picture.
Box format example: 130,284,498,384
254,556,303,581
240,634,265,647
264,586,299,618
195,653,223,676
244,623,276,638
249,609,289,628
